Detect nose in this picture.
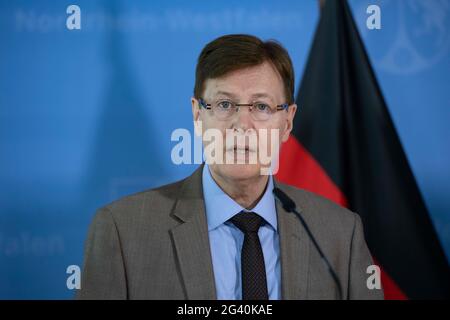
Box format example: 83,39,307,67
231,106,255,131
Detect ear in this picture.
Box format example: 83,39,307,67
281,103,297,142
191,97,202,137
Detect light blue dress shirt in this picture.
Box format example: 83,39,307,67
202,164,281,300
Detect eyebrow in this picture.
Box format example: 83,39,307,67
250,93,275,102
214,91,238,99
214,91,275,102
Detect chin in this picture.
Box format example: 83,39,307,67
212,163,263,181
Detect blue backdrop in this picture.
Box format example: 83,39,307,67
0,0,449,299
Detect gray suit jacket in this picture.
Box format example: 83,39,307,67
77,165,383,300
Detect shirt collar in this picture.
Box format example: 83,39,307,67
202,164,278,232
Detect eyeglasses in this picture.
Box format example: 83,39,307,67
197,98,289,121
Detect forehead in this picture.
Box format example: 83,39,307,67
203,61,285,101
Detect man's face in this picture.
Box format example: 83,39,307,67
191,61,297,182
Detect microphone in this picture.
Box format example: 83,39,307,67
273,187,343,300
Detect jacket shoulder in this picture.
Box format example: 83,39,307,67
95,176,188,226
275,181,358,233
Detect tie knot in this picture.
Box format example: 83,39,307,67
230,211,265,234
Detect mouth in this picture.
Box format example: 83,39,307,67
229,146,256,153
222,145,258,165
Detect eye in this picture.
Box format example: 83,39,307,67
255,103,271,112
217,100,233,109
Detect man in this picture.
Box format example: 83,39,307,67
77,34,383,300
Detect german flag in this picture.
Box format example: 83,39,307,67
276,0,450,299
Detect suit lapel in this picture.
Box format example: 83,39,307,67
170,165,217,299
276,182,310,300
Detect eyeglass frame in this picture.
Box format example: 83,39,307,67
196,97,290,120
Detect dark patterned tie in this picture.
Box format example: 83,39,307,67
230,211,269,300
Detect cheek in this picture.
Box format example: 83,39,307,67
199,114,216,133
255,124,283,153
272,117,290,142
201,119,228,147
